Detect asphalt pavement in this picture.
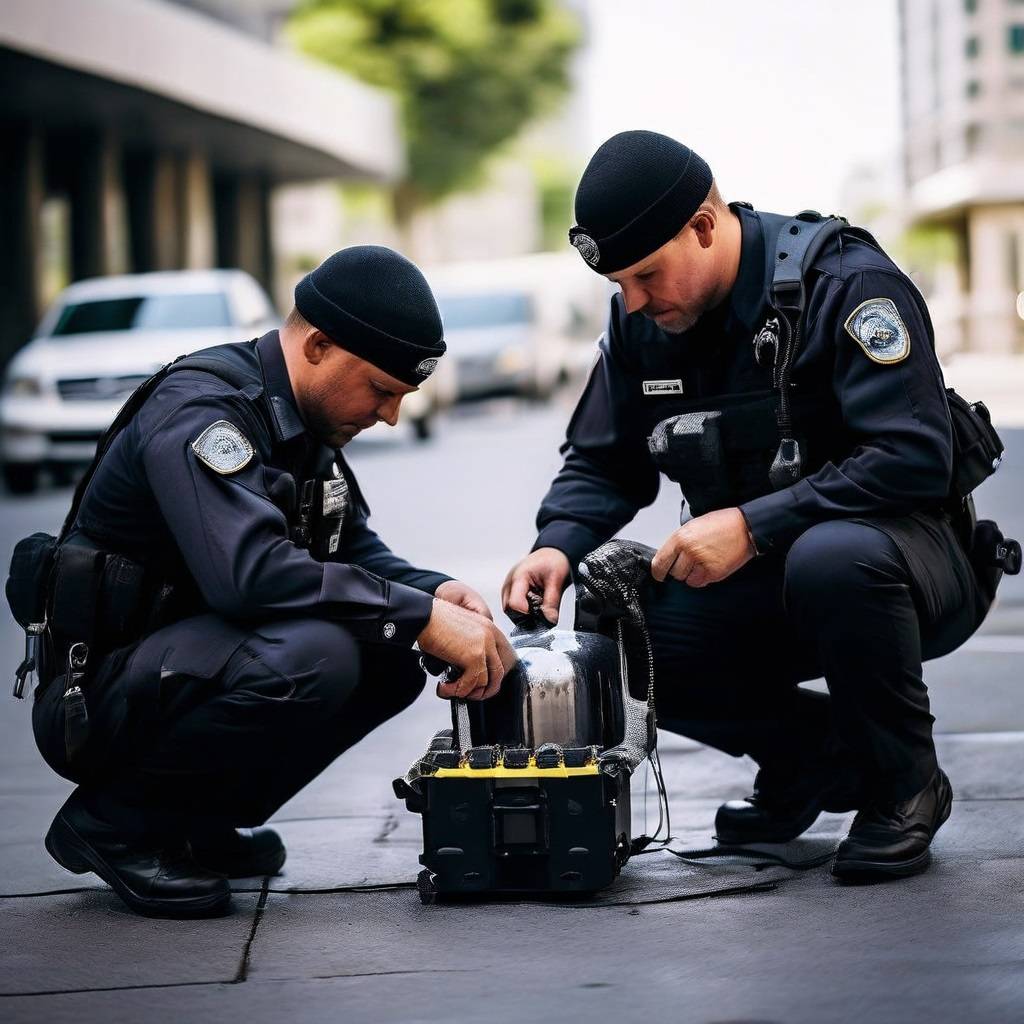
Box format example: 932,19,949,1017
2,397,1023,1023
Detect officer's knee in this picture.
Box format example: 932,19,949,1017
784,520,902,616
247,618,360,715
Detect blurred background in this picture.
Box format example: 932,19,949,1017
2,0,1024,496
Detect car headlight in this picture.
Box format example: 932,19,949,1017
4,376,43,397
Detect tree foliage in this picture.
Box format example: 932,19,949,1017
289,0,580,216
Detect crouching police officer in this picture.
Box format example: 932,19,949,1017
502,131,1010,881
25,246,514,918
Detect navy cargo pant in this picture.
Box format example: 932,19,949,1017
646,516,990,803
33,615,425,836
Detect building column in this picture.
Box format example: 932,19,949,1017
215,172,274,293
179,150,215,270
125,150,182,273
68,132,126,282
0,122,45,369
967,205,1024,354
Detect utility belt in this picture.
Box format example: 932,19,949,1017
6,530,182,759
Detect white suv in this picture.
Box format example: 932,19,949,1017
1,270,278,494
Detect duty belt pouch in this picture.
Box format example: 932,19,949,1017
946,389,1004,502
6,532,58,697
648,411,732,517
49,535,105,657
6,533,57,629
99,554,147,647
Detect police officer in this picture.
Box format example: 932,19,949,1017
36,245,515,918
502,131,992,880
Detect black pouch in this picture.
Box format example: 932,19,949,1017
99,554,147,648
5,532,58,629
648,411,732,517
49,535,105,656
946,389,1004,502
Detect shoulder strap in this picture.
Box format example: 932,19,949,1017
771,211,884,321
58,349,258,541
770,211,847,324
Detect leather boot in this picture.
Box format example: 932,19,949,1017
832,769,952,880
190,827,286,878
45,790,231,918
715,763,827,844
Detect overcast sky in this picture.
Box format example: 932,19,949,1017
581,0,901,215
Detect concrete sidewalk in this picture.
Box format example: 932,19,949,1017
2,408,1023,1023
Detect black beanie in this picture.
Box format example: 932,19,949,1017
294,245,446,386
568,131,713,274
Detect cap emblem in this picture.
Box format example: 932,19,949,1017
415,357,439,378
570,232,601,267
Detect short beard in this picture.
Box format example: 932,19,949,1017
298,379,346,447
649,311,698,335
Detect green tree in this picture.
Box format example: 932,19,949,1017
289,0,580,231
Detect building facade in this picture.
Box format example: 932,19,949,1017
900,0,1024,354
0,0,402,367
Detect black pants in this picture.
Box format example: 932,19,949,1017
33,614,425,835
645,517,989,802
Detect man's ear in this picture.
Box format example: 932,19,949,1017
692,210,716,250
302,329,334,366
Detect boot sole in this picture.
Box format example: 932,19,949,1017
45,814,232,919
831,780,953,882
831,846,932,881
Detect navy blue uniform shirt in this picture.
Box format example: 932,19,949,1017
535,205,953,565
73,332,449,646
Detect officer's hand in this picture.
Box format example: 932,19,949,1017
418,599,516,701
652,507,756,588
501,547,571,625
434,579,493,620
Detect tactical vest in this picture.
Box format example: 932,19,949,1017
645,209,863,518
7,341,358,715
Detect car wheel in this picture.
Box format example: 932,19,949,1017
3,463,39,495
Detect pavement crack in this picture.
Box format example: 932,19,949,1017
0,979,228,999
233,876,270,984
0,886,100,900
372,814,399,844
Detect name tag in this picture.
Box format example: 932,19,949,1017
643,379,684,396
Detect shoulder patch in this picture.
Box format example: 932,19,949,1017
844,298,910,364
191,420,254,475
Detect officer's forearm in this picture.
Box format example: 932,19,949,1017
186,529,435,645
340,518,452,595
741,437,952,554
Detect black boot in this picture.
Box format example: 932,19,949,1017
831,769,952,881
715,763,827,844
189,827,286,878
44,791,231,918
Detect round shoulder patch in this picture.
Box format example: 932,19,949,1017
844,298,911,364
191,420,254,475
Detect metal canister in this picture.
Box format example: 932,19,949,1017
464,627,620,749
